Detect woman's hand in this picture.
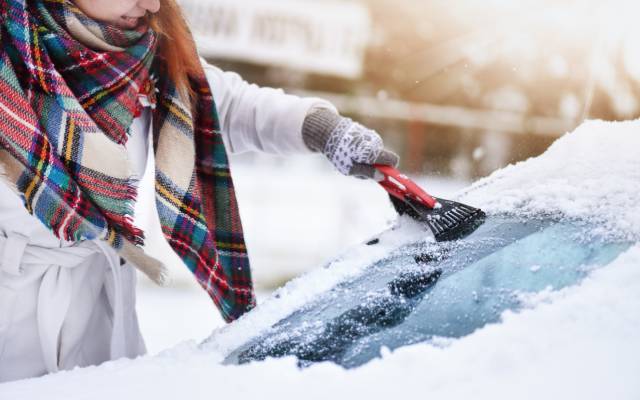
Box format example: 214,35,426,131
303,108,399,179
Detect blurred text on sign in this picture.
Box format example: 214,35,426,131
178,0,371,79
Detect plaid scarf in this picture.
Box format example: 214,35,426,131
0,0,255,322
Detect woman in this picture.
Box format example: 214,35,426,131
0,0,398,382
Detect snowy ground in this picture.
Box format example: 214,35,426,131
1,120,639,399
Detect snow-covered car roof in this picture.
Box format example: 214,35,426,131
2,120,639,399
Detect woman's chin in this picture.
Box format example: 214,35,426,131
114,17,140,29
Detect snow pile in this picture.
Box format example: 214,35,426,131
461,119,640,241
2,244,639,400
2,119,639,399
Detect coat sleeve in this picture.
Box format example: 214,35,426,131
200,59,337,156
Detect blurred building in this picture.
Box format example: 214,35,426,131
178,0,640,178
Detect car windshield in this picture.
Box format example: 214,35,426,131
225,215,631,368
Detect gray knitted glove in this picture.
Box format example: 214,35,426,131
302,108,399,179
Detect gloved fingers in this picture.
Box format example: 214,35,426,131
373,149,400,167
349,149,400,179
348,163,377,179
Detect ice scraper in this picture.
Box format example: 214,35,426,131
374,165,486,241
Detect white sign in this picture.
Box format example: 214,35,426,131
178,0,371,79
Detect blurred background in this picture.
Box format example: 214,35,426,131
135,0,640,352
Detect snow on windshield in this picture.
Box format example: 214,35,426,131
462,119,640,241
208,119,640,354
226,218,630,368
1,121,639,399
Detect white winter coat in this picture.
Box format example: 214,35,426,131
0,60,334,383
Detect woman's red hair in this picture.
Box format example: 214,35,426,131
149,0,201,104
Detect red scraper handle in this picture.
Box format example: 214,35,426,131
374,165,438,209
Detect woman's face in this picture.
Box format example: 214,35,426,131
72,0,161,29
